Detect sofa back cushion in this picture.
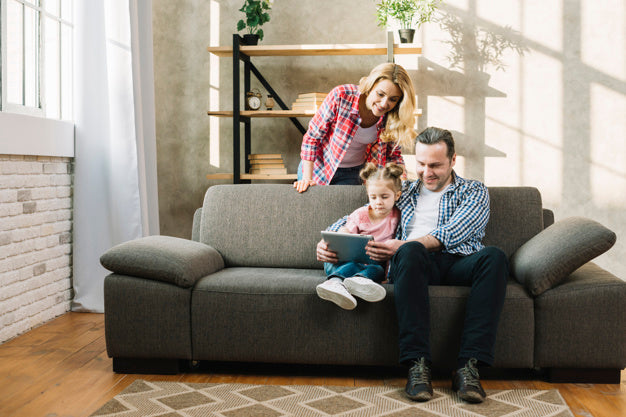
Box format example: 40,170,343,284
199,184,544,268
200,184,368,268
483,187,544,257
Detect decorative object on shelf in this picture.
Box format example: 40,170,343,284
248,153,287,174
291,92,327,113
375,0,442,43
237,0,272,44
245,88,263,110
265,94,275,110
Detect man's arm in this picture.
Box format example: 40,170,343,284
365,234,442,262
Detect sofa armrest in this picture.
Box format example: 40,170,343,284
100,235,224,288
510,217,616,296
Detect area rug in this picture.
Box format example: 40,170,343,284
91,380,574,417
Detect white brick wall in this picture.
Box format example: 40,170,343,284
0,154,73,344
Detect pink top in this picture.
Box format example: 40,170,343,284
344,206,400,242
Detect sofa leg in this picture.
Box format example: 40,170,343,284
112,357,182,375
547,368,622,384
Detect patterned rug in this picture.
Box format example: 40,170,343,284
91,380,574,417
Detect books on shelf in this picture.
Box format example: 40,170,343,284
248,153,288,175
291,92,327,112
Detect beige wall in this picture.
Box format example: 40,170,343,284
152,0,625,279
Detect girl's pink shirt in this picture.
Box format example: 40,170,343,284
344,206,400,242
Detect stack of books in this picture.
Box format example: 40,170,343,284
291,92,327,113
248,154,288,174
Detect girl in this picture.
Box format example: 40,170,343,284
293,63,416,192
316,163,403,309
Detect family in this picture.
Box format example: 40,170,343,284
293,63,509,404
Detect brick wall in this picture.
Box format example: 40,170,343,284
0,154,73,344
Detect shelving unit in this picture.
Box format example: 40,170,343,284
206,34,422,183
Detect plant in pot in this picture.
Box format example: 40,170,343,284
375,0,442,43
236,0,272,45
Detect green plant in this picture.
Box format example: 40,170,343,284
236,0,272,41
375,0,442,30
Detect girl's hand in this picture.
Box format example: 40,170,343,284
293,179,316,193
337,226,351,234
316,239,338,263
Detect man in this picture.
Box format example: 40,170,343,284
317,127,508,403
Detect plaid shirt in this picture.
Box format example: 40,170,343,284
300,84,404,185
329,172,490,256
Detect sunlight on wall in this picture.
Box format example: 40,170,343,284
581,0,625,81
521,52,563,204
209,0,220,168
590,83,626,207
522,0,562,52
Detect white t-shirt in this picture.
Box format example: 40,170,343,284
339,124,378,167
406,185,445,241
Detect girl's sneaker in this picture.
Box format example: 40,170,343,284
343,276,386,302
316,278,357,310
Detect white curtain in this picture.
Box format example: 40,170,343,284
72,0,159,312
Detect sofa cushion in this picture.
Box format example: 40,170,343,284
482,187,544,258
199,185,368,269
510,217,616,296
100,235,224,288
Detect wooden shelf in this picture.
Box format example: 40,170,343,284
206,173,296,181
207,109,423,117
207,43,421,57
207,110,316,117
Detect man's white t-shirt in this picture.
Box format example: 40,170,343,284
406,185,445,241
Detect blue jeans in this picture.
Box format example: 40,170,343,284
324,261,385,283
389,241,508,367
297,161,363,185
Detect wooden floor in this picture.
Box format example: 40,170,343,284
0,313,624,417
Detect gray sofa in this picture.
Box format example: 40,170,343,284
100,184,626,382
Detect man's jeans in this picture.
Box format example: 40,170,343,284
388,241,508,367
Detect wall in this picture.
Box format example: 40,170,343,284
0,155,73,344
152,0,625,279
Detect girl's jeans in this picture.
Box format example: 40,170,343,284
324,261,385,283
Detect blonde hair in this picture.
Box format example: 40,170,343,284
359,162,404,193
358,63,417,149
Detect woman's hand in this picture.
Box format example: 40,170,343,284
365,239,404,262
293,179,316,193
316,239,338,263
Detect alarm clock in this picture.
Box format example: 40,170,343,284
245,89,262,110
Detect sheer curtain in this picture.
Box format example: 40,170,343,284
72,0,159,312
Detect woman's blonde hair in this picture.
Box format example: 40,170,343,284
359,162,404,193
358,63,417,149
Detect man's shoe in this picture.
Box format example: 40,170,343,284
452,358,487,403
405,357,433,401
343,276,386,302
316,278,357,310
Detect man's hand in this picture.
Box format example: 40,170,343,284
316,239,338,263
365,239,404,262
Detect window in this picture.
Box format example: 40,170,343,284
1,0,73,120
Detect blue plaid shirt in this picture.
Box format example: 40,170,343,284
328,172,490,255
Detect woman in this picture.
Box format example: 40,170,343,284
293,62,416,193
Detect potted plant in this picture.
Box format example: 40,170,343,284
375,0,442,43
236,0,272,45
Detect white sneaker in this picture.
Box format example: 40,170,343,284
316,278,357,310
343,277,386,302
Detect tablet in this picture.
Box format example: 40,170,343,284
321,231,374,264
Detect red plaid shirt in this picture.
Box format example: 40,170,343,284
300,84,405,185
